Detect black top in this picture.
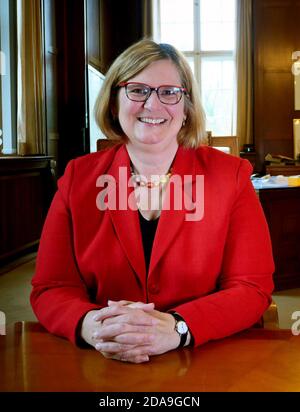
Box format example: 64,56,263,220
138,211,159,274
137,211,194,346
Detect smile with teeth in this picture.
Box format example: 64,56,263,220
138,117,166,125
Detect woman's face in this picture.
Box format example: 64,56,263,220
117,60,186,149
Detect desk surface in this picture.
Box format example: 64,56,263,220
0,322,299,392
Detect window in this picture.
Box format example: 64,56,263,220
0,0,17,155
153,0,236,136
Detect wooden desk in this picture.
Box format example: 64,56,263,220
1,322,299,392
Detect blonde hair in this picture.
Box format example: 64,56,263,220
95,39,206,148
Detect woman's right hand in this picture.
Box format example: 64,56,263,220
80,309,104,347
87,302,181,363
80,302,156,354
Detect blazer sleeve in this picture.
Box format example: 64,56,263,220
173,159,275,346
30,160,102,344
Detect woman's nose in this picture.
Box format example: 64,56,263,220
143,90,162,109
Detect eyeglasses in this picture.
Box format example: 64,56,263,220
118,82,188,105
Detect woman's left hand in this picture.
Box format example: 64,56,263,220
92,300,180,363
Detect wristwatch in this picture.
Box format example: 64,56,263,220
171,312,189,348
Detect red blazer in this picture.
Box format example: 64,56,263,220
31,144,274,346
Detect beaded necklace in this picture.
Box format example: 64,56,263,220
130,166,172,189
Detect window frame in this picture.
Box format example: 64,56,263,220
153,0,237,136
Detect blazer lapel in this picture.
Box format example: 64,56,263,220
149,147,199,274
103,145,201,283
106,145,146,284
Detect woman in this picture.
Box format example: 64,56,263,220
31,39,274,364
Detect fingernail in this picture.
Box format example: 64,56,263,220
95,343,103,350
108,300,118,306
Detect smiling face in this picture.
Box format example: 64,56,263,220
117,60,186,150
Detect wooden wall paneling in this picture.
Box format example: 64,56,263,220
259,187,300,290
0,157,54,265
262,71,294,156
2,173,43,251
253,0,299,171
100,0,144,72
55,0,86,175
262,72,293,141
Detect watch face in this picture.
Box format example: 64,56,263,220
177,320,188,334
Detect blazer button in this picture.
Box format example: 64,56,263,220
148,283,159,294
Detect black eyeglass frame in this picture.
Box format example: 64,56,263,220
117,81,189,105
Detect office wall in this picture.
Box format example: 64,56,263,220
253,0,300,170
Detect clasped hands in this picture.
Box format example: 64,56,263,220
80,300,180,363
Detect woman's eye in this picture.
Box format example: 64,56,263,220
130,87,148,95
161,88,176,96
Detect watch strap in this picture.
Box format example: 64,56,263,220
171,312,189,348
